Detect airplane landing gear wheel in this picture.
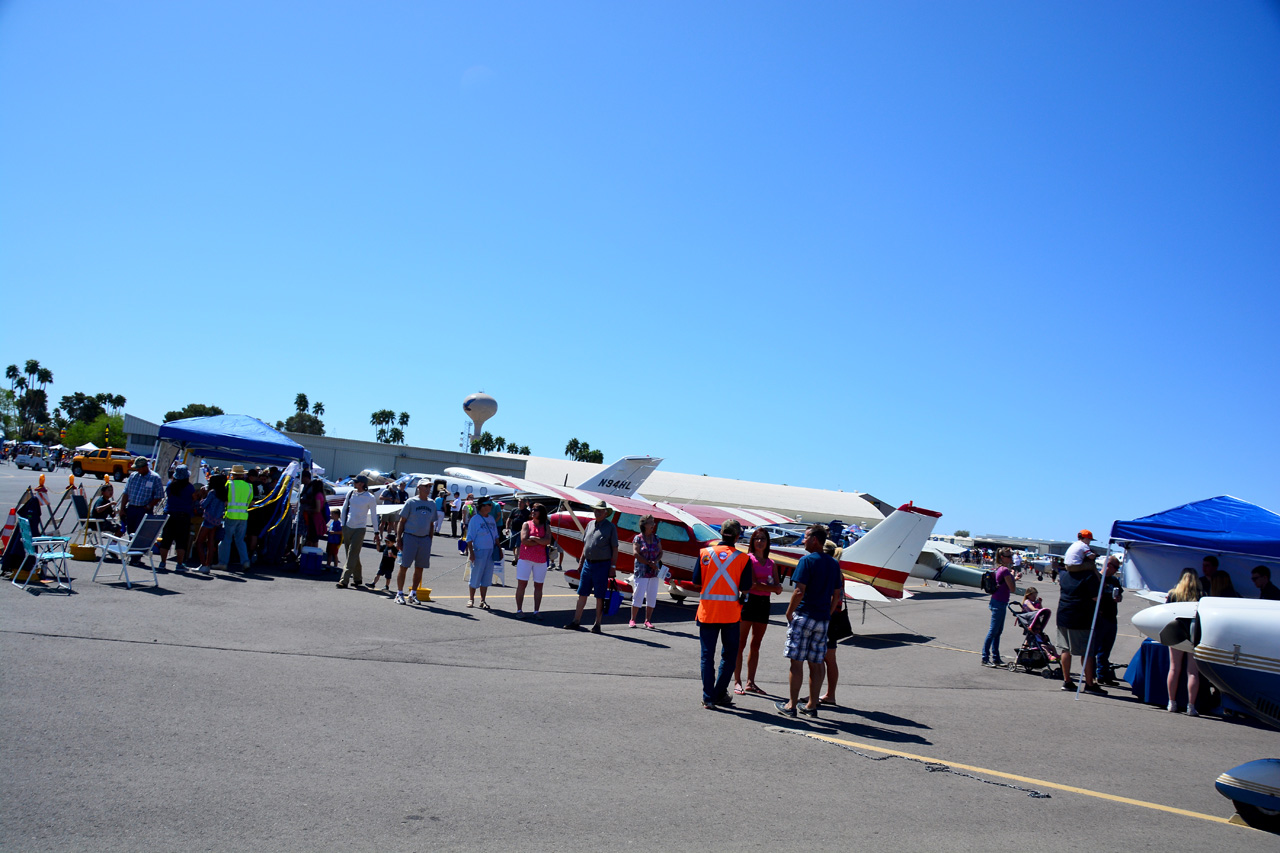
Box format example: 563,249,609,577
1233,801,1280,834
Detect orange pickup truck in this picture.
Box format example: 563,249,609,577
71,448,136,481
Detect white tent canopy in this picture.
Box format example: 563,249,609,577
75,442,99,452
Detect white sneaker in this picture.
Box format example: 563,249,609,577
1167,700,1178,712
395,592,406,605
1186,706,1199,717
406,593,420,605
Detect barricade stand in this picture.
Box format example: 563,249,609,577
46,476,80,534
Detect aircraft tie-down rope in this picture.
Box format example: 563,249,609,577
767,726,1051,799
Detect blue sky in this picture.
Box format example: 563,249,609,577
3,1,1277,539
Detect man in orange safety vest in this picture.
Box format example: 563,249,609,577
694,519,754,710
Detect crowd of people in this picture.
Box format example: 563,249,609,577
979,528,1280,714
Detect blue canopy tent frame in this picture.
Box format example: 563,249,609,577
156,415,312,566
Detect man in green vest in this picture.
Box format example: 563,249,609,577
213,464,253,571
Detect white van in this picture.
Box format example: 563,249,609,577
14,443,56,472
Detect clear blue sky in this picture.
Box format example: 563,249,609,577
3,2,1277,540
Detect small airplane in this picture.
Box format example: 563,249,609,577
444,455,664,500
1132,597,1280,832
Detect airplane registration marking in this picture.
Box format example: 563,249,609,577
771,728,1238,827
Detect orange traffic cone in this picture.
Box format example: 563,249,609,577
0,508,16,552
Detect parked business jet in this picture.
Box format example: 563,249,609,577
1132,597,1280,832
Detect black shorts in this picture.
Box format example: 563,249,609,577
740,594,772,624
159,513,191,551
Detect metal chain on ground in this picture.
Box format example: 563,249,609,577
769,726,1052,799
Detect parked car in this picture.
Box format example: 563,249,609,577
14,443,57,472
71,447,135,481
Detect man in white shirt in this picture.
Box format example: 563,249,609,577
450,490,463,538
337,476,379,589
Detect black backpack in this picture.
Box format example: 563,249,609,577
980,570,997,594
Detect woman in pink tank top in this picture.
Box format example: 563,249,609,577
734,527,783,695
515,504,553,618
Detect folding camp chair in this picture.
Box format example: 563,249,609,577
67,493,112,547
92,515,166,589
12,516,73,593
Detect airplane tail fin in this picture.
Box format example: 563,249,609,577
576,456,663,497
841,503,941,595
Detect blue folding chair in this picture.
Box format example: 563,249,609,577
12,516,73,593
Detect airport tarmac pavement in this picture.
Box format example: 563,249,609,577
1,466,1276,852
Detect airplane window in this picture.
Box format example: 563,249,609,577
690,523,719,542
465,486,473,494
480,488,488,496
657,521,690,542
616,514,641,532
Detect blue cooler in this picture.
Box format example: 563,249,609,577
300,546,324,574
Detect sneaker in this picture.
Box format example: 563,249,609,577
532,612,542,621
406,594,420,605
628,619,636,628
992,659,1005,667
1186,705,1199,717
713,695,735,709
1167,700,1179,712
1083,683,1109,696
798,704,819,718
515,610,525,619
981,659,994,668
193,566,210,574
590,624,603,634
562,621,581,631
336,583,348,589
1061,681,1077,691
644,620,653,629
395,592,406,605
172,564,186,573
774,699,798,719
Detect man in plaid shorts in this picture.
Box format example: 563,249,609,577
776,524,842,720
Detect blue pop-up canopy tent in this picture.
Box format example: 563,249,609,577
1111,496,1280,595
156,415,311,468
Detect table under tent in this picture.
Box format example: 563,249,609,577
155,415,312,568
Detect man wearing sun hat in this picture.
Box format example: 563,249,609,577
213,464,254,571
563,499,618,633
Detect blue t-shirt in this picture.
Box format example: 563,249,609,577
792,552,841,619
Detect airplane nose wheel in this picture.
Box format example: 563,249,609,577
1232,801,1280,834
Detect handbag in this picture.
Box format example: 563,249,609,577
828,605,853,642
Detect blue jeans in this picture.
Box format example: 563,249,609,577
1093,619,1118,676
699,621,741,703
218,518,249,567
981,599,1006,662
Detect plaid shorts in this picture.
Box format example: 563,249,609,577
783,615,830,663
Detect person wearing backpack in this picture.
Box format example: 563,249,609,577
981,548,1016,668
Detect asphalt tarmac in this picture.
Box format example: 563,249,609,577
1,466,1276,851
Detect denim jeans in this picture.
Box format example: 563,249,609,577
218,518,249,567
981,599,1006,662
1092,619,1118,676
699,621,741,703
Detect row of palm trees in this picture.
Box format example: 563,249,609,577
5,360,52,394
471,431,530,455
371,409,409,444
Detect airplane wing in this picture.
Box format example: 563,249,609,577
444,455,664,504
1134,589,1169,604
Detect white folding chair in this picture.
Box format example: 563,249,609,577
68,493,112,547
12,516,73,593
92,515,166,589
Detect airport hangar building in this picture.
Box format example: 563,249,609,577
123,415,888,528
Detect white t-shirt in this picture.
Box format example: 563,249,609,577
1064,540,1093,566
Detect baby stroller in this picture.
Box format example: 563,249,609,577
1007,602,1061,679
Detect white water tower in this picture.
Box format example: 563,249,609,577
463,392,497,448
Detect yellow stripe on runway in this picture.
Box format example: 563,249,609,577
777,729,1236,826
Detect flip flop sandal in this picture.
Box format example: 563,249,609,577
480,602,491,610
467,601,475,608
733,685,746,696
745,684,768,696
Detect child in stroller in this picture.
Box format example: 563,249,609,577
1007,589,1061,677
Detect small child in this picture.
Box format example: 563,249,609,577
1022,587,1042,610
373,536,398,592
325,509,342,570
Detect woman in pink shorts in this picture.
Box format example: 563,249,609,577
514,504,553,619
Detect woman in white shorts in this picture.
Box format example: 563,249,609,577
514,504,554,619
630,515,663,629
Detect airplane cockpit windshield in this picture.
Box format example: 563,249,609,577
617,513,708,543
689,522,718,543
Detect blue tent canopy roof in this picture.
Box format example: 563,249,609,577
1110,495,1280,560
157,415,311,468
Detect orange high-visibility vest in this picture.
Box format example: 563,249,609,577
696,544,747,624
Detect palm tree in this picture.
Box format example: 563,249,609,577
295,393,309,413
494,436,507,453
24,360,40,385
113,394,126,412
398,411,409,428
376,427,389,443
14,376,26,392
387,427,405,445
5,365,18,391
565,438,581,458
479,431,495,453
36,367,52,390
312,401,324,416
519,445,531,456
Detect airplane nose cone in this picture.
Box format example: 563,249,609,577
1132,602,1200,651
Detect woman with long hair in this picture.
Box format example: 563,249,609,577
515,504,554,619
733,527,783,695
192,474,228,573
1166,568,1202,716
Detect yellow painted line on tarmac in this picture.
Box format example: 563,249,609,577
782,730,1236,827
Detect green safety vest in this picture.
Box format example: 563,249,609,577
225,479,253,521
